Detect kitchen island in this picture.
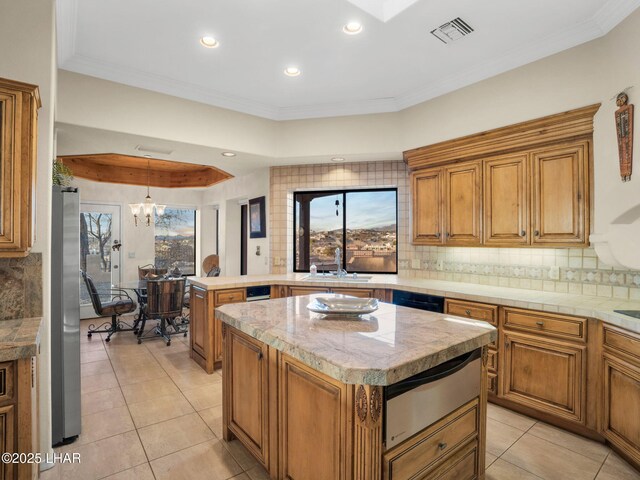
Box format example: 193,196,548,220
216,295,496,480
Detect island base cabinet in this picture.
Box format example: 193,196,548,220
189,286,215,373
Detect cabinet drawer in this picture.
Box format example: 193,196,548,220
418,440,478,480
331,288,373,298
384,400,478,480
288,286,330,297
0,362,14,405
487,348,498,372
445,299,497,326
215,288,246,306
603,324,640,364
502,307,586,342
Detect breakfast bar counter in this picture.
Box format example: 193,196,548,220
216,295,496,480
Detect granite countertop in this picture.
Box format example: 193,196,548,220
216,295,496,386
0,317,42,362
192,273,640,333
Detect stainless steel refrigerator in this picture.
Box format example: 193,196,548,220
51,185,81,445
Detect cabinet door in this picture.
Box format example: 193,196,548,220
411,169,444,245
279,355,349,480
602,353,640,465
331,288,373,298
189,286,209,363
226,328,269,466
288,286,330,297
531,142,589,245
503,332,585,423
483,154,529,245
444,162,482,246
0,404,15,480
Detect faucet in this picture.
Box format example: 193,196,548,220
334,248,347,277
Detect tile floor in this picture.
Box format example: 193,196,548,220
39,318,640,480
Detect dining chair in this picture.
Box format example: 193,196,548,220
139,277,187,346
81,270,138,342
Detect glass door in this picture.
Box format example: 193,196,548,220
79,204,121,319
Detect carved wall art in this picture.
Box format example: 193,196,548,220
615,92,634,182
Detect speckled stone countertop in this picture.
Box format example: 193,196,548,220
216,295,496,385
192,274,640,333
0,317,42,362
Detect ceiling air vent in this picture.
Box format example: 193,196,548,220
431,17,474,44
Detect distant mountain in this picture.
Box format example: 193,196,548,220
310,225,395,234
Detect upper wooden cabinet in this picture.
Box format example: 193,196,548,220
405,104,599,248
531,142,589,245
0,78,40,258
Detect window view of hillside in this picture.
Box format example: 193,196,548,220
155,208,196,275
295,189,397,273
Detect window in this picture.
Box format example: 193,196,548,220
294,189,397,273
155,207,197,275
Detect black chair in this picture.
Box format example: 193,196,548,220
138,277,187,346
82,270,138,342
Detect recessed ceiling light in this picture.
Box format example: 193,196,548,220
200,36,219,48
284,66,301,77
343,22,363,35
221,152,236,157
331,157,345,162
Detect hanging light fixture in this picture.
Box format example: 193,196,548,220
129,158,166,226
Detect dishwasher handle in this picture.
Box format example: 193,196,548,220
385,348,481,400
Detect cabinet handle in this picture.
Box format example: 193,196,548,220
446,232,450,238
257,351,264,361
465,309,471,316
536,321,544,327
438,442,447,451
436,232,441,238
534,230,540,236
520,230,526,237
505,341,510,349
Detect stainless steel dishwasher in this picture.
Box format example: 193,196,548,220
384,348,481,449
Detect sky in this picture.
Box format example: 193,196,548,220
155,208,196,237
306,191,397,230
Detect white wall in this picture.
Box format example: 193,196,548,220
74,178,207,281
201,169,270,276
0,0,56,463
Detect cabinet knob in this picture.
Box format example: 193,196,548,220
520,230,526,237
446,232,450,238
438,442,447,451
257,351,264,361
534,230,540,236
465,309,471,316
436,232,441,239
505,341,511,349
536,321,544,327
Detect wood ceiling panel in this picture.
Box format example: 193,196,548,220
58,153,233,188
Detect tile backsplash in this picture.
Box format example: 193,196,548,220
0,253,43,320
270,160,640,300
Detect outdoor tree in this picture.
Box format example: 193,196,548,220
81,213,112,271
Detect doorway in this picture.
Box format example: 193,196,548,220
240,204,248,275
79,203,121,319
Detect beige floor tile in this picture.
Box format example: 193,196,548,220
138,412,215,460
58,430,147,480
128,392,195,428
528,422,610,463
106,344,150,358
502,433,603,480
596,452,640,480
81,387,126,416
485,459,544,480
76,405,135,445
487,403,537,432
81,371,119,394
38,464,61,480
246,465,270,480
80,349,109,364
81,359,113,378
486,417,525,456
120,377,181,404
230,475,250,480
150,439,242,480
114,363,169,386
223,439,260,470
198,405,222,438
486,451,498,469
102,462,155,480
80,340,106,352
171,368,223,390
182,382,223,411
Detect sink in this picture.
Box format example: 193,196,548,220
302,274,372,283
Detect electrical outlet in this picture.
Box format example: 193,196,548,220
549,265,560,280
411,258,421,269
436,260,444,271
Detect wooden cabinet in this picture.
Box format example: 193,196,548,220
483,154,529,245
288,286,330,297
278,354,350,480
189,286,215,373
502,331,586,424
223,328,269,467
0,78,40,258
412,168,444,244
531,142,589,245
601,324,640,467
213,288,246,364
0,358,38,480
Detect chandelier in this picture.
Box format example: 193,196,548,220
129,158,166,226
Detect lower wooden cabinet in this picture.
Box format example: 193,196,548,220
288,286,331,296
189,286,214,373
502,331,586,424
0,404,15,480
223,328,269,467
